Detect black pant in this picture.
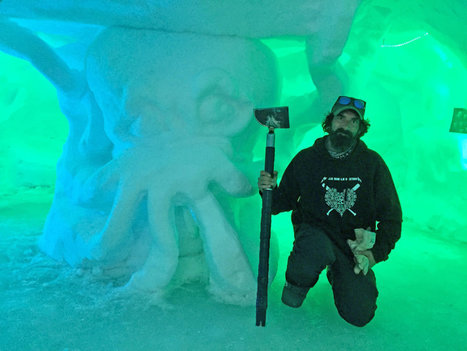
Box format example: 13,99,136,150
286,223,378,327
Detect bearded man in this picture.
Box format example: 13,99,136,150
257,96,402,326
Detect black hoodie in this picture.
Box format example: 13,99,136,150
270,136,402,263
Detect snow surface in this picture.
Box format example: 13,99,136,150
0,193,466,350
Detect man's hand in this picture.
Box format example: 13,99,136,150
351,250,376,275
348,228,376,275
257,171,278,191
348,228,376,251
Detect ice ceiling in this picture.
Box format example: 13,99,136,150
0,0,466,304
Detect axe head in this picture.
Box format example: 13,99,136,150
254,106,290,129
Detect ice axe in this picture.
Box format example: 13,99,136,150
254,106,290,326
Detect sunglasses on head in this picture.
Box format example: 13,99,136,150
336,96,366,111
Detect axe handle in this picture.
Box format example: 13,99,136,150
256,130,275,327
264,130,275,176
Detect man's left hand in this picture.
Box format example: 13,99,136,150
348,228,377,275
352,249,376,275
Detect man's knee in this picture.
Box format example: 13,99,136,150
337,305,376,327
334,284,378,327
332,271,378,327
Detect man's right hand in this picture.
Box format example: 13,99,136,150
257,171,278,191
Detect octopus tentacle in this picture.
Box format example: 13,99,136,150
192,192,255,300
87,182,144,262
125,188,179,292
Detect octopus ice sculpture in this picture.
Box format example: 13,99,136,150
46,27,279,303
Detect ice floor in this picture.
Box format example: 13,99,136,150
1,190,466,351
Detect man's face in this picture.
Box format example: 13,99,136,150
329,110,361,149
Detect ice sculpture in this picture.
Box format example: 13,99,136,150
79,27,280,301
0,18,281,303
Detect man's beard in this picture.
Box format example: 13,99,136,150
329,128,356,151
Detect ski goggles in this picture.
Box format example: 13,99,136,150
331,96,366,120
